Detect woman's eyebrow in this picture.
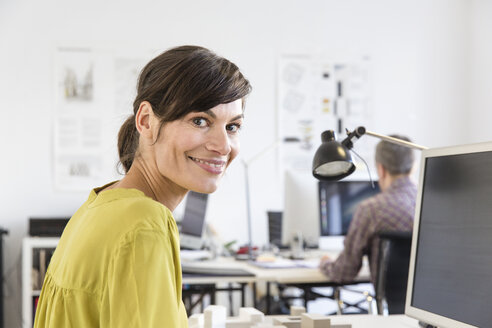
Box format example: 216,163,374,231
204,109,244,121
230,114,244,121
204,109,216,119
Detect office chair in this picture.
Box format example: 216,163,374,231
267,211,283,248
375,230,412,315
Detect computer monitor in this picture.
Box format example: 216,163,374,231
318,180,380,236
179,191,208,250
282,170,320,247
406,142,492,328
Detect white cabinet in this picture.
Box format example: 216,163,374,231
22,237,59,328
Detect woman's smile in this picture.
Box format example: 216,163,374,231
188,156,227,175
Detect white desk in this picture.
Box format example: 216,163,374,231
181,251,371,314
181,257,258,314
190,312,420,327
248,253,370,314
247,259,370,285
182,258,256,284
265,314,420,328
182,250,370,285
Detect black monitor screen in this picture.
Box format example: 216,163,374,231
318,180,380,236
411,150,492,327
180,191,208,237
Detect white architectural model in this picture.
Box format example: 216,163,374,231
189,305,352,328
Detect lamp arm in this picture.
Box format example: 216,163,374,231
244,140,280,166
365,130,428,150
344,126,428,150
241,139,281,260
242,160,254,260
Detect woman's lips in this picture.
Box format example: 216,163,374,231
189,156,226,174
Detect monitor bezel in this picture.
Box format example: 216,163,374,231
405,141,492,328
179,191,209,250
318,179,380,237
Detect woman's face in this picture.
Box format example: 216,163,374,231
153,99,243,194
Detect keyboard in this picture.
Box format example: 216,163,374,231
181,262,254,277
180,249,213,261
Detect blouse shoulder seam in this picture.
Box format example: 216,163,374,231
44,272,102,297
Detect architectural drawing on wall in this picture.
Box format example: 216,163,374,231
278,55,374,175
53,48,153,191
53,48,104,191
53,113,105,191
56,48,94,104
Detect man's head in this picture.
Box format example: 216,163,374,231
375,134,414,191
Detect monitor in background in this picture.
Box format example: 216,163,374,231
282,170,320,248
318,180,380,236
179,191,208,250
406,142,492,328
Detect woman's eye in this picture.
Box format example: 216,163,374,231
192,118,208,127
227,123,242,133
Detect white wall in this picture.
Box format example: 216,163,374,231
469,0,492,142
0,0,488,326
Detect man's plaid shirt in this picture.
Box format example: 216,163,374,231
319,176,417,286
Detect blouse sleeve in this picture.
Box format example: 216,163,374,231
105,229,183,327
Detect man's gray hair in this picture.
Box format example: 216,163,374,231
375,134,415,175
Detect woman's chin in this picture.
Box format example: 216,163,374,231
189,182,219,194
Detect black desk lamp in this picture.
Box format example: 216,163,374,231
312,126,427,181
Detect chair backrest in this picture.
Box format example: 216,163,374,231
375,230,412,315
267,211,283,248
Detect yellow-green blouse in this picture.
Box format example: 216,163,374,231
34,183,188,327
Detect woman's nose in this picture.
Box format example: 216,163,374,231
206,127,231,155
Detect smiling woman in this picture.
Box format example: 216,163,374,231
151,100,244,194
33,46,251,328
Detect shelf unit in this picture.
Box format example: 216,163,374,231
0,229,8,328
22,237,59,328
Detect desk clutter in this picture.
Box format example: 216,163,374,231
189,305,352,328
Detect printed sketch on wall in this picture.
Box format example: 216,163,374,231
278,54,375,176
53,48,152,191
53,48,104,191
56,48,94,104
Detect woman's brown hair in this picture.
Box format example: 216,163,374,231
118,45,252,173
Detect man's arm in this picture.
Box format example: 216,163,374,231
319,203,374,282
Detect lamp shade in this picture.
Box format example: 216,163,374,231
312,130,355,181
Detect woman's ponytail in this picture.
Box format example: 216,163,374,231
117,115,139,173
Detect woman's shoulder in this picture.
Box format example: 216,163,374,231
112,198,179,252
112,194,174,230
91,186,171,214
84,187,176,238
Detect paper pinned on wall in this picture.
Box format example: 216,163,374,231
53,48,152,191
53,48,107,191
53,115,104,191
277,54,374,175
55,48,95,107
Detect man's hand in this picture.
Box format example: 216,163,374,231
319,254,332,267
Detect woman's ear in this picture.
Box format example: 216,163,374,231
135,101,155,141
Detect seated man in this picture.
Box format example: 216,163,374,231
319,135,417,286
